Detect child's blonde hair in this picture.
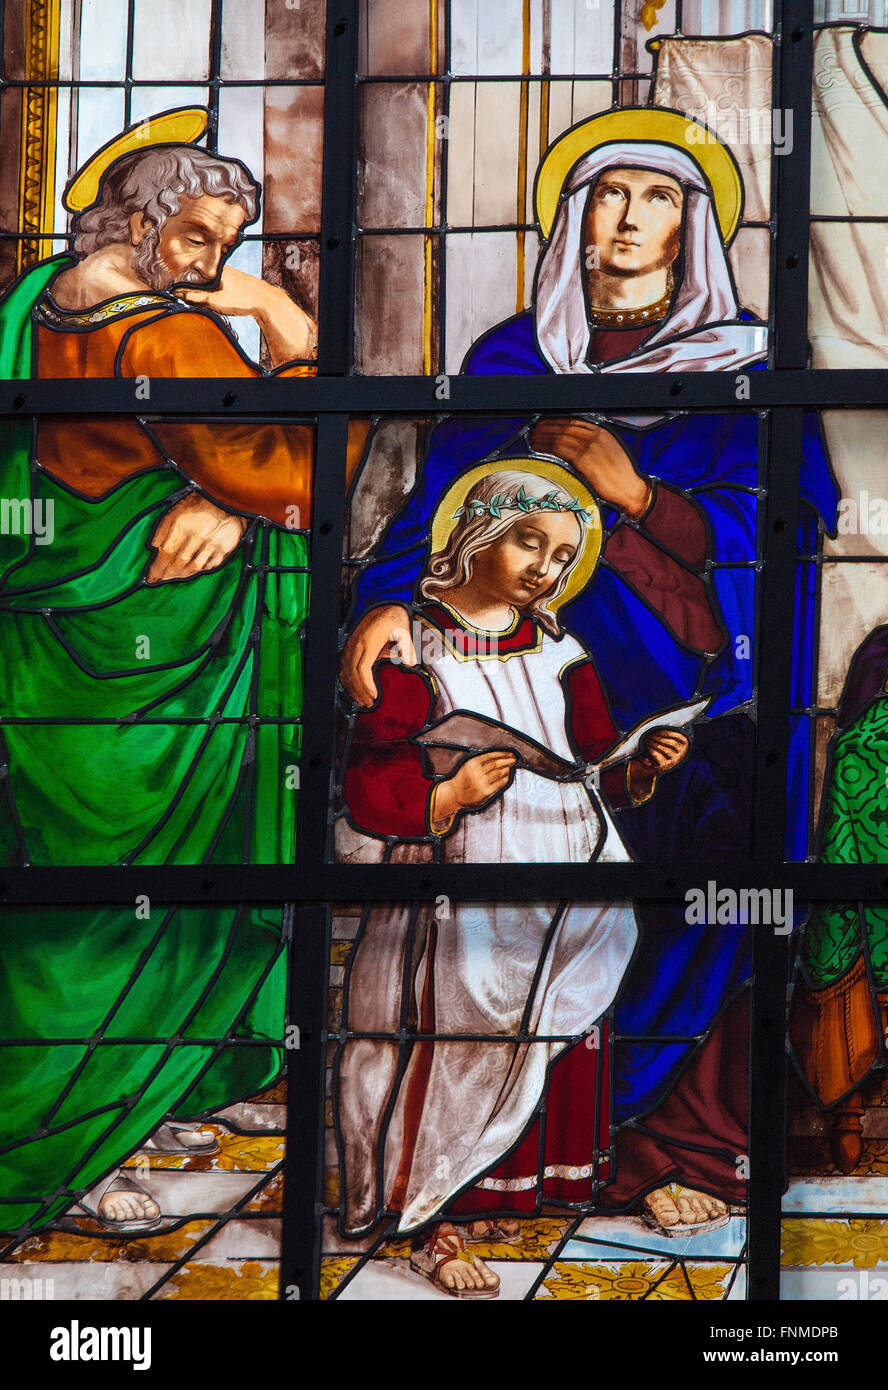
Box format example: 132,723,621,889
420,469,591,635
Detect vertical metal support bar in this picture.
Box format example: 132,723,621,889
748,0,814,1302
279,0,360,1299
317,0,359,376
279,903,331,1301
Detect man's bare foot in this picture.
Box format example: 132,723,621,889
73,1172,163,1231
140,1121,219,1154
410,1222,500,1297
642,1185,727,1231
98,1186,161,1224
463,1218,521,1243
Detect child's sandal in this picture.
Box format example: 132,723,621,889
409,1228,500,1298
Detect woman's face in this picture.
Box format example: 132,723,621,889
584,166,684,280
470,510,583,610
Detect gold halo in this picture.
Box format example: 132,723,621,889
429,457,603,615
534,107,743,244
63,107,210,213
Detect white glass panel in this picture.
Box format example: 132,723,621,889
546,79,579,147
816,560,888,706
568,79,614,124
131,0,212,80
683,0,774,30
224,241,263,363
53,0,78,231
451,0,525,76
220,0,266,79
549,0,614,75
75,88,127,171
77,0,128,81
444,231,521,372
471,82,522,225
129,86,210,126
445,82,477,226
729,226,769,323
218,85,265,206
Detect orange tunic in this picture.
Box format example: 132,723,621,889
34,294,369,526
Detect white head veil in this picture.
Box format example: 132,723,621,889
534,140,767,381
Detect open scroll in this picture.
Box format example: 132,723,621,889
412,698,711,780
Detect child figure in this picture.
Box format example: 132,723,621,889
336,464,689,1298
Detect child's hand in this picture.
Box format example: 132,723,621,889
638,730,690,773
627,730,690,802
432,752,518,826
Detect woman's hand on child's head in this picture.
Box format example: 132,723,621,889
528,417,650,519
637,729,690,773
445,752,518,813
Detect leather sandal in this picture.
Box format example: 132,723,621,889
74,1172,162,1232
139,1121,220,1155
409,1227,500,1298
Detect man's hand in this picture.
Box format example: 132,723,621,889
529,417,650,518
146,492,248,583
432,752,518,828
180,267,317,366
340,604,414,706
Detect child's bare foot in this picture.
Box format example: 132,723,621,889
410,1223,500,1297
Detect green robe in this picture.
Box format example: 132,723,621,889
802,696,888,990
0,259,302,1232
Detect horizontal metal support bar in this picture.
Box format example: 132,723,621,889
2,370,888,416
0,861,887,905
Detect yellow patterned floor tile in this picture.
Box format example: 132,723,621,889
536,1260,733,1301
243,1171,284,1213
3,1219,216,1265
320,1256,360,1300
153,1259,278,1300
782,1219,888,1268
122,1131,283,1174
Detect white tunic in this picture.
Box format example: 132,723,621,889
337,612,639,1233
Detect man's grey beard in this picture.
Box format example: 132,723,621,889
131,228,206,292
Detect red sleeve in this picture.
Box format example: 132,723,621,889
563,659,631,810
603,482,724,654
342,662,436,838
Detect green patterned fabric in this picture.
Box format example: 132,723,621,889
0,260,304,1233
802,696,888,989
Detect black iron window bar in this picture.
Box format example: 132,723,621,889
2,0,883,1302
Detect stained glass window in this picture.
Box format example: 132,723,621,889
0,0,883,1345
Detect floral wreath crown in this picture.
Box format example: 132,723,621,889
453,485,591,523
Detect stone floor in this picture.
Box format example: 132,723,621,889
0,1082,285,1301
320,1205,748,1302
781,1068,888,1299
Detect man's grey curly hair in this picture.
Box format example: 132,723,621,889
72,145,259,280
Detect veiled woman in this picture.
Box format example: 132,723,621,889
339,109,837,1232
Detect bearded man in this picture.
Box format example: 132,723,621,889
0,109,365,1239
